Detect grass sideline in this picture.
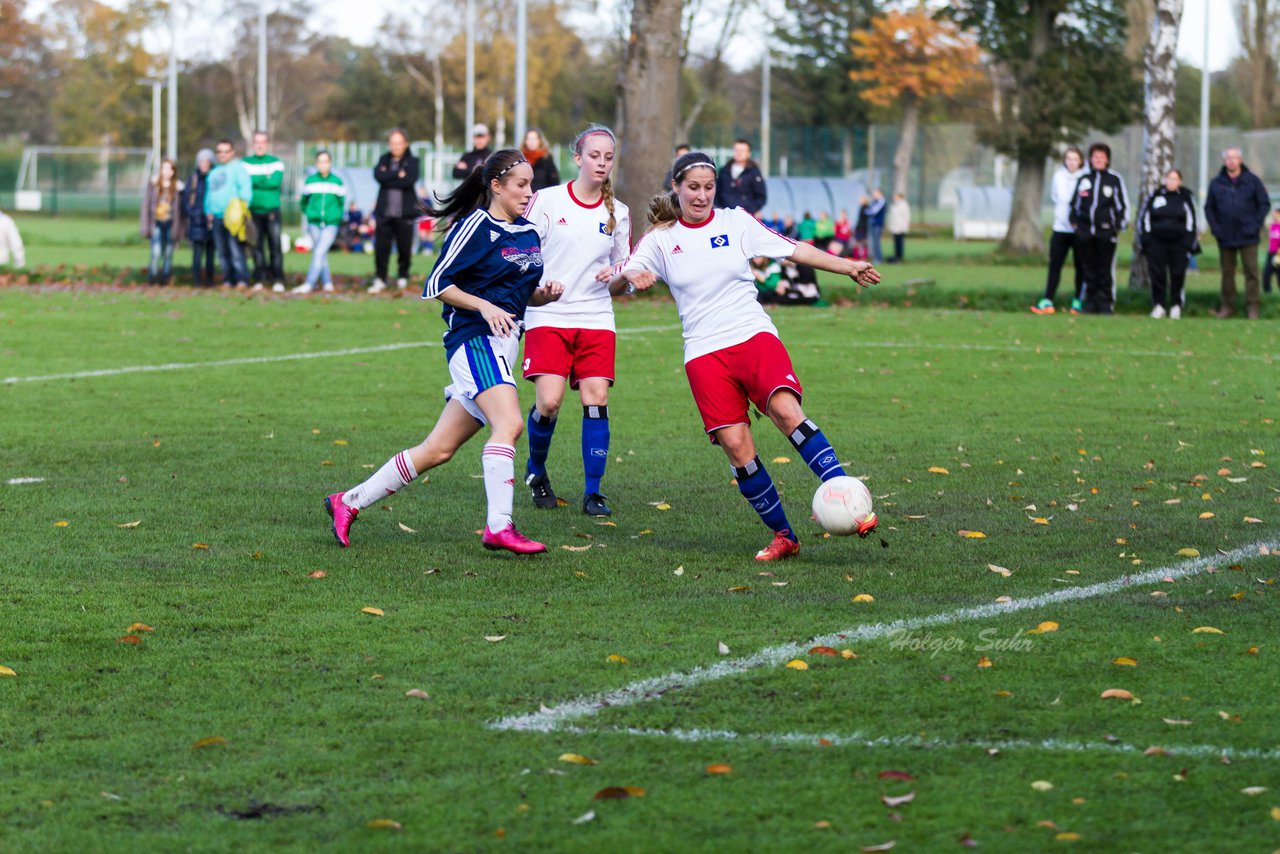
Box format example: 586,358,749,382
4,213,1266,318
2,287,1279,852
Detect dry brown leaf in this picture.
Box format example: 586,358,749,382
988,564,1012,577
126,623,154,633
405,689,430,700
397,522,417,533
191,736,227,750
785,659,809,671
1100,688,1134,700
191,542,209,549
1143,746,1169,756
1192,626,1224,634
1244,516,1263,524
117,635,142,645
607,654,629,663
115,520,142,529
852,593,875,602
484,635,507,642
308,570,327,579
1056,833,1081,842
958,530,987,538
859,842,896,853
808,646,839,656
976,656,992,668
593,786,646,800
705,763,733,774
361,607,384,617
841,649,858,659
367,819,402,830
928,467,950,475
1111,657,1138,667
1026,621,1059,634
727,585,752,592
558,753,599,765
881,791,915,807
0,665,16,677
1176,548,1200,558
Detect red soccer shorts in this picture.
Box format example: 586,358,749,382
684,332,803,436
522,326,616,389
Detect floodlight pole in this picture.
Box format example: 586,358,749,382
761,46,771,178
465,0,476,138
1197,0,1210,209
514,0,527,145
138,78,162,172
166,1,178,160
257,9,268,135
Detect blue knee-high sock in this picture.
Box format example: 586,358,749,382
525,407,556,478
581,404,610,496
734,456,795,540
789,419,847,482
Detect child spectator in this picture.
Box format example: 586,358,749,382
0,206,24,270
1265,208,1280,294
833,209,853,255
888,192,911,263
852,197,870,260
797,211,817,244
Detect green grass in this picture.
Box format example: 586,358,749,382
1,287,1278,852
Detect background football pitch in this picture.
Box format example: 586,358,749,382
1,285,1278,851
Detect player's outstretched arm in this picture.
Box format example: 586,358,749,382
789,242,881,288
433,285,519,338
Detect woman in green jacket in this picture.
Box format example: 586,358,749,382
294,151,346,294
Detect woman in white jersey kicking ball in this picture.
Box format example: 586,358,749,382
324,149,564,555
520,124,632,517
612,151,880,561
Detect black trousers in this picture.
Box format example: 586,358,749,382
1043,231,1084,302
191,239,216,286
251,210,283,282
1075,235,1117,313
1264,252,1276,294
1145,238,1189,309
375,216,416,281
892,233,905,261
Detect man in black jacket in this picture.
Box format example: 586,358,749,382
370,129,420,293
714,139,767,216
1204,146,1269,319
1069,142,1129,314
452,124,493,180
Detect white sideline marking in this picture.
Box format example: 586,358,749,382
560,725,1280,762
1,325,683,385
489,540,1277,734
6,477,46,484
812,339,1277,363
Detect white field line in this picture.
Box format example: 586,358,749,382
817,339,1278,363
558,725,1280,762
489,539,1277,734
1,324,683,385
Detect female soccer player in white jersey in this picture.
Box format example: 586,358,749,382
612,151,881,561
520,125,632,517
324,149,565,555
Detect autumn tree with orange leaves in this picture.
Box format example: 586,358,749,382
850,8,981,200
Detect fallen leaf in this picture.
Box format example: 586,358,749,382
1111,657,1138,667
841,649,858,659
333,439,349,446
727,585,752,592
559,753,599,765
1030,780,1054,792
115,520,142,529
673,566,684,576
1271,806,1280,821
1192,626,1224,634
809,646,839,656
881,792,915,807
860,842,896,853
1240,786,1268,796
361,607,384,617
995,595,1012,604
1199,512,1215,520
1100,688,1134,700
405,689,430,700
852,593,875,602
705,763,733,774
367,819,401,830
1144,746,1169,756
976,656,993,668
928,467,950,475
1056,832,1081,842
556,497,571,507
593,786,646,800
191,542,209,549
597,520,618,527
484,635,507,642
815,820,832,829
655,503,671,511
877,770,915,781
1217,467,1231,476
117,635,142,645
397,522,417,533
191,736,227,750
54,520,69,527
1027,621,1059,634
994,690,1014,697
718,641,730,655
0,666,16,677
1032,517,1050,525
1247,646,1260,655
958,530,987,538
560,545,592,552
772,456,792,464
1244,516,1263,524
786,659,810,670
607,654,629,664
572,810,596,825
1176,548,1200,558
1163,718,1193,725
988,564,1012,577
126,623,154,633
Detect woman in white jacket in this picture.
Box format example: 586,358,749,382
1032,146,1086,314
0,208,25,270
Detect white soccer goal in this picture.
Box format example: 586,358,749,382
15,146,155,215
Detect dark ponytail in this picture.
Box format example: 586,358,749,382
423,148,529,230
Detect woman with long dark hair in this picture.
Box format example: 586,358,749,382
324,150,564,555
140,158,184,285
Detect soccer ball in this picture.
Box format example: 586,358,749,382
812,476,875,537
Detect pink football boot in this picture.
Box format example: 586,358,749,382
482,523,547,555
324,492,359,547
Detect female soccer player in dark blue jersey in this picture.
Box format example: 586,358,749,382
325,149,564,554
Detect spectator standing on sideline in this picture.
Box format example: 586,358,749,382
204,138,253,288
452,123,493,179
866,188,887,264
797,211,817,244
714,139,767,216
522,129,560,192
293,150,345,294
139,157,185,285
814,211,835,248
852,198,869,259
1204,146,1269,319
1263,208,1280,295
1032,146,1087,314
887,192,910,263
833,209,853,255
243,130,286,292
662,143,692,190
370,129,420,293
0,206,25,271
1069,142,1129,314
1136,168,1197,319
184,149,215,287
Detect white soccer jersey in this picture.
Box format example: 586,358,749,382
624,207,796,362
523,182,632,332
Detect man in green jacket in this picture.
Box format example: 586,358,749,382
244,130,286,292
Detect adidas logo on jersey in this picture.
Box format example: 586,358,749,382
671,245,683,254
557,217,568,226
489,230,499,242
786,373,796,382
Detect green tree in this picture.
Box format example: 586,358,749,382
951,0,1139,254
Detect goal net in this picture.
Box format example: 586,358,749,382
15,146,155,216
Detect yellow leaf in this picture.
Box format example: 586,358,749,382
928,466,950,475
1198,512,1215,520
126,623,154,633
397,522,417,533
958,530,987,538
405,689,430,700
785,659,809,670
976,656,993,668
1176,548,1200,558
333,439,349,446
1055,832,1081,842
988,564,1012,576
597,520,618,527
995,595,1012,603
607,654,629,664
191,542,209,550
1100,688,1134,700
191,736,227,750
1247,646,1260,655
1026,621,1059,634
841,649,857,659
367,819,402,830
54,520,69,527
1030,780,1053,791
727,585,752,592
560,545,592,552
1032,517,1050,525
1271,806,1280,821
558,753,599,765
1111,657,1138,667
1192,626,1224,634
574,571,589,578
994,690,1014,697
0,665,15,677
361,607,384,617
484,635,507,642
115,520,142,529
655,503,671,511
705,763,733,774
772,456,792,464
1244,516,1263,524
852,593,875,602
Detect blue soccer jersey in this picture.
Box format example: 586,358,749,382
423,209,545,358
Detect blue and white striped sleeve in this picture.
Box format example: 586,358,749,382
423,211,486,299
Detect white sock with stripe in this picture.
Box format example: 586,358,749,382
342,449,418,510
482,443,517,531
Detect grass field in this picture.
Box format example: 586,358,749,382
1,282,1278,851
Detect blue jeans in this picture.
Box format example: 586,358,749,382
869,223,885,264
148,220,174,281
306,223,339,286
212,217,249,285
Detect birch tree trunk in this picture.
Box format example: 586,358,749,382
617,0,684,213
892,91,919,200
1000,0,1053,255
1130,0,1183,290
